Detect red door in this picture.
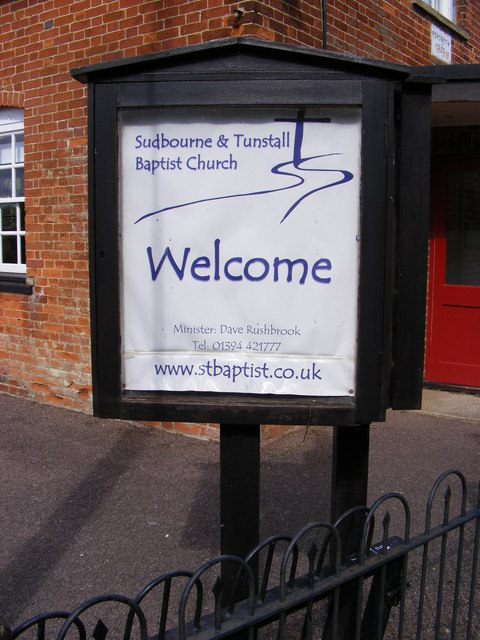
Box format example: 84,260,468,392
425,154,480,388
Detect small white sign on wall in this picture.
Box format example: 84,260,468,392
431,23,452,63
119,107,362,397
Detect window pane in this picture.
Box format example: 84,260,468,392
1,205,16,231
2,235,17,263
15,133,24,163
0,168,12,197
441,0,454,20
15,167,24,197
434,0,455,21
428,0,454,20
0,108,23,127
446,171,480,286
0,110,24,272
0,135,11,165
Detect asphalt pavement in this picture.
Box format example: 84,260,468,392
0,389,479,627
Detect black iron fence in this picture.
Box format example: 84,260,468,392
1,469,479,639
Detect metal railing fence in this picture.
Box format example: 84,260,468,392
1,469,478,639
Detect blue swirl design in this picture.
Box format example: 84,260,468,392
134,109,354,225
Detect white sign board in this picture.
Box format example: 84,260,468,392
119,107,361,397
431,23,452,63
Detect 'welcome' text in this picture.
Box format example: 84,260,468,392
146,238,332,284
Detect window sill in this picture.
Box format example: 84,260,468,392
412,0,469,40
0,272,33,294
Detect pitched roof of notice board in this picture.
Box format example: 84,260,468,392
71,37,480,87
71,37,417,84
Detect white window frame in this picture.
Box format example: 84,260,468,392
425,0,455,22
0,112,25,274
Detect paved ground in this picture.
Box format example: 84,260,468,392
0,389,479,628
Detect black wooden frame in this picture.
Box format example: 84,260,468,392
72,38,429,426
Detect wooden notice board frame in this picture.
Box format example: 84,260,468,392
72,38,431,427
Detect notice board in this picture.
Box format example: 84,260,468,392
119,107,361,398
73,39,431,425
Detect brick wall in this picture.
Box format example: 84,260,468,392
0,0,478,432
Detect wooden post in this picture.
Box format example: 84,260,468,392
331,424,370,532
220,423,260,603
326,423,370,640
